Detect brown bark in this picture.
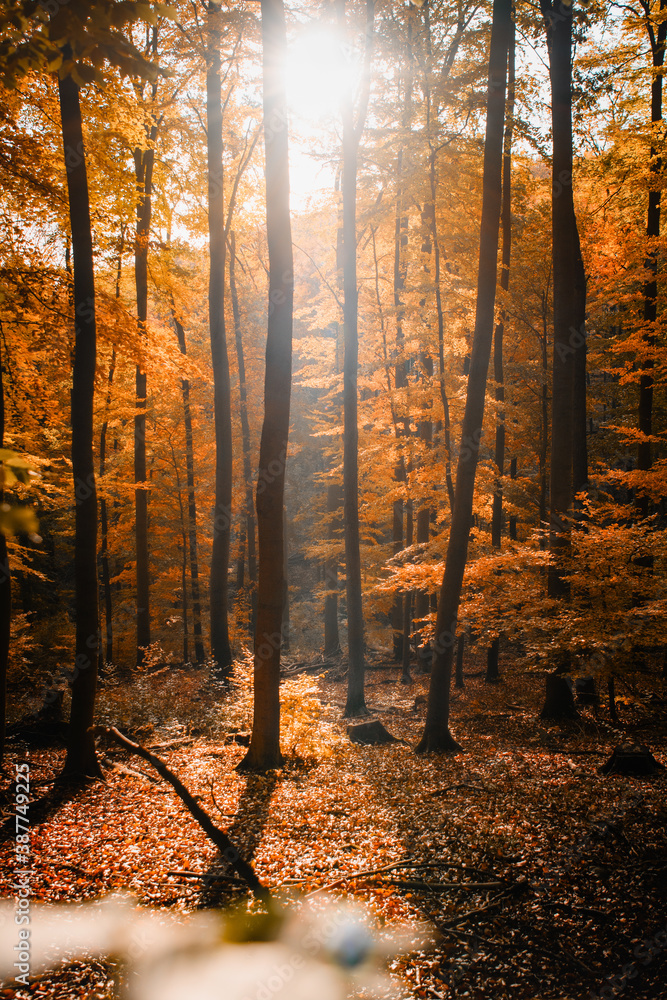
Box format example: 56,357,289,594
207,3,234,677
133,30,158,666
324,481,343,656
58,58,102,780
540,0,579,599
171,307,205,662
229,231,257,631
338,0,375,718
638,0,667,513
417,0,511,754
0,329,9,762
239,0,293,771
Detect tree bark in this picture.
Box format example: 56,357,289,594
417,0,511,754
239,0,293,771
486,16,514,686
324,481,342,656
339,0,375,718
207,2,234,678
133,32,158,667
58,61,102,780
541,0,579,599
638,0,667,514
98,229,124,671
0,329,10,763
229,231,257,632
171,307,205,663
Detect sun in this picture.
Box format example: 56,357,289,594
286,18,357,208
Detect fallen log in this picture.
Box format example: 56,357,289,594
93,726,269,901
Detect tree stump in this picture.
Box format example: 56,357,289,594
598,744,665,776
347,720,398,745
540,673,578,720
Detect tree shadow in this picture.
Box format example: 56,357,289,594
198,771,279,907
0,770,95,844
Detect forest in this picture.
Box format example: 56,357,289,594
0,0,666,998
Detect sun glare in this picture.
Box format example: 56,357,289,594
286,21,356,208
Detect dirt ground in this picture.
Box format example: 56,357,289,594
1,656,666,1000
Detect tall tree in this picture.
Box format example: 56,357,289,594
229,230,257,630
637,0,667,514
59,55,103,779
133,27,158,666
338,0,375,718
486,12,515,684
417,0,511,753
207,0,234,678
540,0,581,599
171,305,206,662
240,0,293,771
0,337,10,764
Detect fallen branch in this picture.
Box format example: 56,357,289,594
428,784,498,798
93,726,269,901
145,736,196,752
356,878,505,891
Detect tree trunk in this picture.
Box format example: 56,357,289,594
229,231,257,633
133,32,157,667
98,229,123,671
239,0,293,772
486,17,514,685
417,0,511,754
58,61,102,780
207,2,234,678
541,0,578,599
324,481,342,656
0,333,10,763
572,222,588,495
401,496,413,684
509,457,516,542
339,0,374,718
171,307,206,663
539,292,549,546
638,0,667,515
455,632,465,689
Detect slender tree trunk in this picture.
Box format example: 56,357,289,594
207,2,234,678
58,61,102,779
638,0,667,514
339,0,374,718
572,222,588,495
0,333,10,763
509,455,517,540
98,347,115,674
133,41,157,667
541,0,578,599
171,307,206,663
428,150,455,511
455,632,465,689
239,0,293,771
324,481,342,656
172,453,189,664
539,290,549,545
229,231,257,631
417,0,511,753
415,361,433,670
486,17,514,685
98,230,124,670
401,496,413,684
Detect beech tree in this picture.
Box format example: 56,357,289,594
240,0,293,771
417,0,512,754
337,0,375,719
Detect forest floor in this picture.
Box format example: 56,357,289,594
1,653,666,1000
